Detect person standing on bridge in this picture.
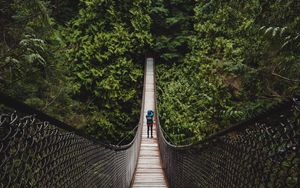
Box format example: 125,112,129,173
146,110,154,138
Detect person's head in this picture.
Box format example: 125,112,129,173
147,110,152,115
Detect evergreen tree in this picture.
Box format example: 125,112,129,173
65,0,152,142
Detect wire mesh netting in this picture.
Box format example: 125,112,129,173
157,97,300,188
0,91,144,188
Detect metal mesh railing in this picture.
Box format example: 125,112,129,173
156,97,300,188
0,80,145,188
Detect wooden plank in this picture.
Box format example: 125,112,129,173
131,59,168,188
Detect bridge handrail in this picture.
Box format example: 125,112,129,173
0,63,146,187
154,62,300,187
157,96,299,149
192,98,299,146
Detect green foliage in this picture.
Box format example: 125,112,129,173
1,0,58,100
156,0,300,144
157,63,238,144
1,0,299,146
0,0,153,144
64,0,152,142
49,0,80,24
0,0,91,128
150,0,194,64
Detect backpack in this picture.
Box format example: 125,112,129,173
146,114,153,124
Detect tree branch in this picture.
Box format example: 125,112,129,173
42,88,64,110
272,71,300,82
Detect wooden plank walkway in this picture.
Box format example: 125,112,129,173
131,58,168,188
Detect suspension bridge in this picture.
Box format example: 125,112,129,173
0,58,299,188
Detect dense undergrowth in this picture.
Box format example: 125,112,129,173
0,0,151,144
155,0,300,145
0,0,299,145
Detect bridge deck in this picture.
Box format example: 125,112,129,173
131,58,168,188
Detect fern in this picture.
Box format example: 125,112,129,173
260,25,300,49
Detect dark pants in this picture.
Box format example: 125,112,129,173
147,124,153,138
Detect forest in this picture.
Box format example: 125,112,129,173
1,0,299,145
